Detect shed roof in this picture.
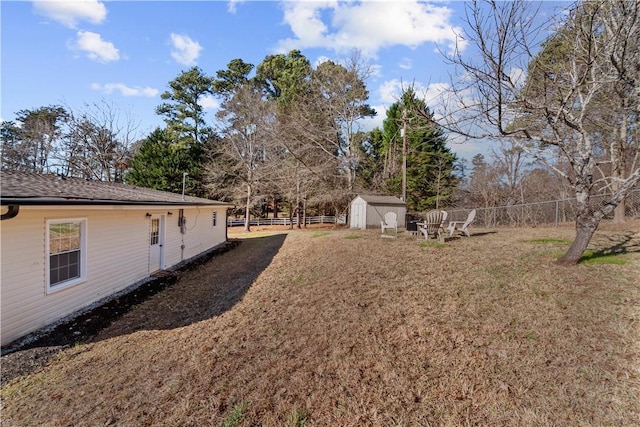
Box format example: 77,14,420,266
0,170,231,207
355,195,406,206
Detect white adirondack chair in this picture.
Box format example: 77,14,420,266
448,209,477,237
419,210,448,242
380,212,398,234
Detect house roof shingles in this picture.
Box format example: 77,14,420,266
0,170,231,207
356,194,406,206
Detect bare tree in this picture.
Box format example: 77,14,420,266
595,0,640,222
439,0,640,264
61,101,139,181
208,83,275,232
290,52,376,197
491,138,531,205
268,114,335,228
467,154,503,209
1,106,68,173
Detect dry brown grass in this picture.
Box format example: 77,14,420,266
2,221,640,426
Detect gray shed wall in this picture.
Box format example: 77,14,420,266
349,197,406,229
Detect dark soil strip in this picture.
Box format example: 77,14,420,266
1,239,242,382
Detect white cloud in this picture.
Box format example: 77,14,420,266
227,0,245,14
377,78,452,111
314,55,331,68
378,79,404,104
33,0,107,28
508,67,527,89
91,83,158,97
360,103,386,131
420,82,451,110
276,1,465,57
399,58,413,70
368,63,383,78
198,95,219,110
170,33,202,66
71,31,120,62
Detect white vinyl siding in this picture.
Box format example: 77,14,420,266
1,205,228,346
171,207,227,261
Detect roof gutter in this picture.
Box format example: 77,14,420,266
1,205,20,221
0,198,233,207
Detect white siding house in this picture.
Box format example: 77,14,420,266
0,171,232,347
349,195,407,230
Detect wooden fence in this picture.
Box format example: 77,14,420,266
227,215,347,227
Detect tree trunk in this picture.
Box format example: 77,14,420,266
612,99,628,224
555,214,599,265
295,178,301,229
244,184,251,232
613,200,626,223
273,195,278,219
288,201,294,230
302,199,307,229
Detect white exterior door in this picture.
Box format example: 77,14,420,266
350,201,365,229
149,215,165,273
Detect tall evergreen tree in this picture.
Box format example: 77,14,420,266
155,67,216,194
156,67,215,145
356,127,385,191
375,88,457,211
125,128,204,196
213,58,254,99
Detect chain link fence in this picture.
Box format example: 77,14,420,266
446,189,640,228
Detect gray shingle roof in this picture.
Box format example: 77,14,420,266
0,170,231,206
356,195,406,206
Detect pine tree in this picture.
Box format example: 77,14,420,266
125,128,204,196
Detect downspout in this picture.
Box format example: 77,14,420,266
225,208,229,242
1,205,19,221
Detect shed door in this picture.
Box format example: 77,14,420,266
149,215,165,273
351,202,365,229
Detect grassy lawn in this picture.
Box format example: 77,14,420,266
2,222,639,426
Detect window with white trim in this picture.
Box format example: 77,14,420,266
150,218,160,245
47,218,87,292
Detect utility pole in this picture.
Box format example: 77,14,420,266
181,172,188,201
401,108,407,202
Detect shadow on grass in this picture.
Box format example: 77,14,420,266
578,231,640,264
579,250,630,265
97,233,288,339
446,230,498,241
591,230,640,256
1,234,287,359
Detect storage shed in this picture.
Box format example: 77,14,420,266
349,195,407,230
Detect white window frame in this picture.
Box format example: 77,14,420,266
45,218,88,294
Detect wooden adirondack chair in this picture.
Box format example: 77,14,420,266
419,210,448,242
448,209,477,237
380,212,398,234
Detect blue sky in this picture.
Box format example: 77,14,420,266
1,1,564,161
